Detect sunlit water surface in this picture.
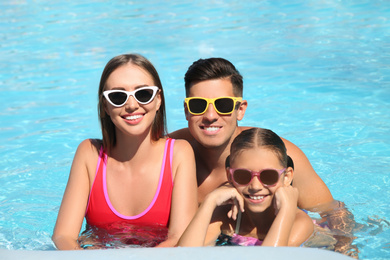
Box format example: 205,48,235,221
0,1,389,259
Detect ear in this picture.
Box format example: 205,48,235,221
184,102,190,121
236,99,248,121
226,167,233,183
283,167,294,187
155,90,162,111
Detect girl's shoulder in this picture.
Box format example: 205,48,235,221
295,208,313,223
294,208,314,230
289,208,314,246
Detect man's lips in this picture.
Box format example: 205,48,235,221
200,125,222,132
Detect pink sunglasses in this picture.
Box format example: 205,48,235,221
229,168,286,187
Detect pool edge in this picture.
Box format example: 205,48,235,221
0,246,353,260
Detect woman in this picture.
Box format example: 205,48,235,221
52,54,198,249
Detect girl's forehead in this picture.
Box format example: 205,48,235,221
231,148,282,169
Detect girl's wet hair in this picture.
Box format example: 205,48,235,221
229,128,288,168
98,54,167,151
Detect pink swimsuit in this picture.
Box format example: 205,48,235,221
231,234,263,246
230,211,263,246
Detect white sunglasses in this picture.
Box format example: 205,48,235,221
103,86,159,107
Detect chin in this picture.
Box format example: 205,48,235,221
245,199,271,213
246,205,267,214
198,138,226,149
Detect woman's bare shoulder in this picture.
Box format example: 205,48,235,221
77,139,102,154
168,128,194,142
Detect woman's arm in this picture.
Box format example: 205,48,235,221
178,185,244,247
157,140,198,247
52,139,96,250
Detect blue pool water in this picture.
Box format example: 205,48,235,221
0,0,389,259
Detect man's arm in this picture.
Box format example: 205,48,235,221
283,138,358,258
282,138,334,209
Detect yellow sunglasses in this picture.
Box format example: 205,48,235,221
184,96,242,115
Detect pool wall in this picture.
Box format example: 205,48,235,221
0,247,353,260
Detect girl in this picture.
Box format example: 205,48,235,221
178,128,313,247
52,54,198,249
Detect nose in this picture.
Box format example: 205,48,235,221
202,102,219,121
125,96,139,110
248,175,264,191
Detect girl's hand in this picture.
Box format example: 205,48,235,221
273,186,299,215
206,184,245,220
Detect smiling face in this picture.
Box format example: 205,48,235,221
104,63,161,139
185,78,247,149
229,147,290,212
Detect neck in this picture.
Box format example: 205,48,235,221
243,205,276,233
192,127,243,172
194,141,229,172
109,128,154,162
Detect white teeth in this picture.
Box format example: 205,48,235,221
125,115,142,120
204,126,220,132
249,195,264,200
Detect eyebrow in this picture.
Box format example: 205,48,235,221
108,84,151,90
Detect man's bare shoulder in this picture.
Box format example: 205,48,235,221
279,136,303,156
169,128,194,142
237,126,253,133
238,127,297,149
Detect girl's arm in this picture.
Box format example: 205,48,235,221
157,140,198,247
52,139,96,250
262,186,301,247
288,209,314,246
178,185,245,247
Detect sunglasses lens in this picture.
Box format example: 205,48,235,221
108,92,127,106
215,98,234,114
233,169,253,185
259,170,279,185
188,99,207,114
135,88,155,104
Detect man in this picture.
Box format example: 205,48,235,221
171,57,334,208
170,58,357,256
